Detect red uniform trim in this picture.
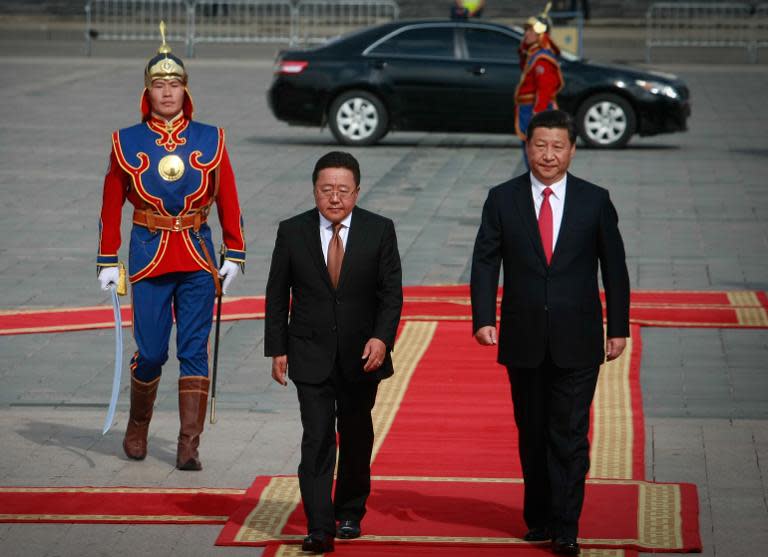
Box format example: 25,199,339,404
147,116,189,152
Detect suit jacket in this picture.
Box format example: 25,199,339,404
471,172,630,369
264,206,403,383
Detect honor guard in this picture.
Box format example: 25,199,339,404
96,23,246,470
515,2,565,157
450,0,485,19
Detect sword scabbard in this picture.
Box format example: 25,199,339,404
116,262,127,296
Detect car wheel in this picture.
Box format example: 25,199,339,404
328,90,388,146
576,93,636,149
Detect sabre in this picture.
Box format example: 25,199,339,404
102,264,126,435
209,246,225,424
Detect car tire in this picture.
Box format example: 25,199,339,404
575,93,636,149
328,90,388,146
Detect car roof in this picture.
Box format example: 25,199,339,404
316,18,523,53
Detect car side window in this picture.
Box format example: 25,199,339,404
369,27,455,58
464,28,519,63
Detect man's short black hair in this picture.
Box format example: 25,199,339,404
526,110,577,144
312,151,361,186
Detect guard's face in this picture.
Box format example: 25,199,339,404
526,127,575,186
523,26,540,47
314,167,359,224
148,78,185,120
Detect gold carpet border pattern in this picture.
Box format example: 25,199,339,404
235,477,301,543
638,481,682,549
271,546,627,557
590,337,634,479
233,476,687,548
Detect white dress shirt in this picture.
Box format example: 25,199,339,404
319,211,352,264
530,172,567,254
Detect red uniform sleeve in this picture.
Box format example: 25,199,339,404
215,145,246,267
97,149,129,269
533,59,561,113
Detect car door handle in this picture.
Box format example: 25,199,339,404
468,66,486,76
371,60,387,70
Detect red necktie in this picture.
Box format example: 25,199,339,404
327,223,344,288
538,187,554,265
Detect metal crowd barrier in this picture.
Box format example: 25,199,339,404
294,0,399,44
85,0,189,55
85,0,399,56
189,0,294,51
756,4,768,58
646,2,760,63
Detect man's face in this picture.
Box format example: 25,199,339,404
526,126,575,185
314,167,359,224
148,79,185,120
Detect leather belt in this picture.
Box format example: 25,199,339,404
132,209,207,233
132,207,221,297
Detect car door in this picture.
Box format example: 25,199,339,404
364,24,480,131
455,25,521,133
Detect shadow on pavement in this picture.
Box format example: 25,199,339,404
15,420,177,467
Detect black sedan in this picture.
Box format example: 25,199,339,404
268,19,690,148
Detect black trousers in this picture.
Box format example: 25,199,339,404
507,353,599,539
293,370,379,536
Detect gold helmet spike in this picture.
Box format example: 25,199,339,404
527,2,553,35
157,20,172,55
144,20,188,88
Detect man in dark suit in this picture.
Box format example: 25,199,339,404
265,151,403,554
470,110,630,555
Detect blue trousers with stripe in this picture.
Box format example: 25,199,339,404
130,270,215,382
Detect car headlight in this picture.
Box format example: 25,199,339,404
635,80,679,99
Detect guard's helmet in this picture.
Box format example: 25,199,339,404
140,21,193,120
526,1,553,34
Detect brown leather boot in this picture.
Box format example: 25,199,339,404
176,376,210,471
123,373,160,460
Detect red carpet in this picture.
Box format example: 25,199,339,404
0,288,708,554
1,287,766,335
215,323,701,553
0,486,245,524
218,475,698,552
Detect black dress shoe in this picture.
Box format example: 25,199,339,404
301,532,334,554
552,537,580,555
336,519,362,539
523,527,551,541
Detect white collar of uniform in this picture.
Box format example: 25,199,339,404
318,210,353,230
530,172,567,200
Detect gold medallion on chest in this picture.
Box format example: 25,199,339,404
158,154,185,181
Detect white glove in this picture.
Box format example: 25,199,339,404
218,260,240,295
98,266,120,291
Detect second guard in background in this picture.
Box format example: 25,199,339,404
450,0,486,19
96,24,246,471
515,2,564,168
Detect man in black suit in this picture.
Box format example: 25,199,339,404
470,110,630,555
265,151,403,554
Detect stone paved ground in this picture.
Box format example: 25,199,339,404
0,25,767,557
